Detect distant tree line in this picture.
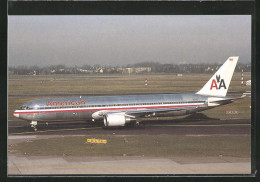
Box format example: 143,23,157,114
8,62,251,75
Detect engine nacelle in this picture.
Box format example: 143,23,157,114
92,111,104,120
103,113,133,127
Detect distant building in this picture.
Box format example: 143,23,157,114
135,67,152,73
94,67,104,73
120,67,151,74
77,68,93,73
124,68,134,74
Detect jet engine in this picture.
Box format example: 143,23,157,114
103,113,133,127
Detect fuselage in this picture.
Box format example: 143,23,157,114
14,93,211,122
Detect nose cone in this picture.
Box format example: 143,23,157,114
13,111,19,118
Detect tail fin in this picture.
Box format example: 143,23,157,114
196,56,239,97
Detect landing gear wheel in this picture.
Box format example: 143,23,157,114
133,121,145,129
30,121,38,132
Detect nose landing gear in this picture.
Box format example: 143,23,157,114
30,121,38,132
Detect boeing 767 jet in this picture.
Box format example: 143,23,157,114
13,57,241,131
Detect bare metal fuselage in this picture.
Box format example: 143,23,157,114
14,93,213,122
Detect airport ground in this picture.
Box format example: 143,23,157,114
7,73,252,175
8,118,251,175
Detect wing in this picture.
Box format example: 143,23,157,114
93,106,199,119
124,106,199,118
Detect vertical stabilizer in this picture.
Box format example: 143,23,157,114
196,56,239,97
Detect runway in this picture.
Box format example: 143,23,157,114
8,117,251,136
8,117,251,175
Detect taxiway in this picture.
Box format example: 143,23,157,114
8,118,251,136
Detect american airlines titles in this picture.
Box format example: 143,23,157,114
46,100,86,107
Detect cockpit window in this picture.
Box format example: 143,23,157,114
19,106,30,110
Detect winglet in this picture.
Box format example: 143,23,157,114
196,56,239,97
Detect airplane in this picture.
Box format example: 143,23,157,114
13,56,241,131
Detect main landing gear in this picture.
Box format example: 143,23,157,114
132,120,145,129
30,121,38,132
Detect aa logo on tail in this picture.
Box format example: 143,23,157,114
210,75,226,90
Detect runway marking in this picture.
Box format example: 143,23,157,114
10,127,102,135
8,135,37,139
150,124,251,127
8,165,250,173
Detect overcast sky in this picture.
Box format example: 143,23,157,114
8,15,251,67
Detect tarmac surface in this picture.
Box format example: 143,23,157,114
8,154,251,175
8,117,251,136
8,116,252,175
